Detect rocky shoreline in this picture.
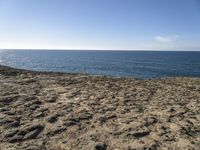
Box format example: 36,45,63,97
0,65,200,150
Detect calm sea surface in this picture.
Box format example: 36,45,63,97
0,50,200,78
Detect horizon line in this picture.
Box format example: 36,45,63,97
0,48,200,52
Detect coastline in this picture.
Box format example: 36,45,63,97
0,65,200,149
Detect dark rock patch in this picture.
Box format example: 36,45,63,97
95,143,107,150
0,117,20,128
127,128,150,138
47,126,66,136
0,95,19,105
9,124,44,143
9,135,23,143
43,92,58,103
63,119,79,126
47,114,58,123
4,129,19,138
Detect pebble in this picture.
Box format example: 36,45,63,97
95,143,107,150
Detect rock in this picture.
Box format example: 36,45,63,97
4,129,19,138
127,146,132,150
16,124,44,141
3,110,16,115
29,104,40,111
66,91,80,98
98,114,117,123
0,107,10,112
63,120,78,126
47,114,58,123
9,135,23,143
24,146,42,150
63,112,92,127
95,143,107,150
23,100,41,111
148,142,158,150
23,79,37,84
98,116,107,123
24,96,37,102
45,93,57,103
127,128,150,138
79,112,93,120
23,128,42,140
0,117,20,128
0,95,19,104
24,100,42,107
34,112,45,118
144,117,158,126
47,126,66,136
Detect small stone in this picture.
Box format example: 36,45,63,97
149,142,158,150
4,110,16,115
23,128,42,140
144,117,158,126
127,146,131,150
29,104,40,111
47,114,58,123
63,120,78,126
35,112,44,118
45,94,57,103
79,112,93,120
24,100,42,110
98,116,107,123
18,124,44,140
127,128,150,138
24,146,42,150
0,118,20,128
4,129,19,138
0,95,19,104
95,143,107,150
47,126,66,136
9,135,23,143
0,107,9,112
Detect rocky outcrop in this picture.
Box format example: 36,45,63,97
0,65,200,149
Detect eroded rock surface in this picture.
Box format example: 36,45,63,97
0,65,200,150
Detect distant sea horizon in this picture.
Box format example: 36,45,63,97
0,49,200,78
1,49,200,51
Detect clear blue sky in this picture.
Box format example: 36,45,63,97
0,0,200,50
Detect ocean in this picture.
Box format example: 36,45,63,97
0,50,200,78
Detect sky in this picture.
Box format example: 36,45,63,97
0,0,200,50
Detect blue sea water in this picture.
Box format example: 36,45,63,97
0,50,200,78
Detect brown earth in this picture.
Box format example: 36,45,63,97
0,65,200,150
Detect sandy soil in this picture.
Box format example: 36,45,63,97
0,65,200,150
